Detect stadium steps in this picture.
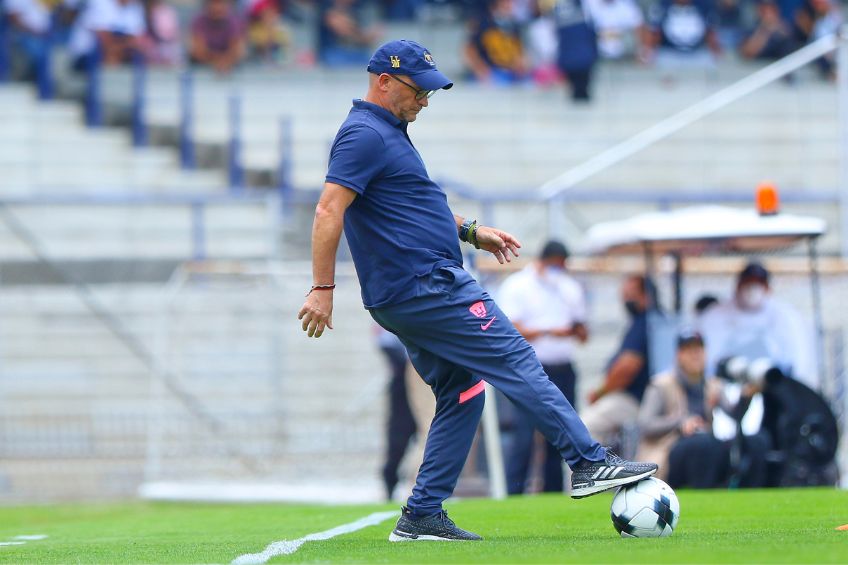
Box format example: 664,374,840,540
0,278,386,501
56,57,837,195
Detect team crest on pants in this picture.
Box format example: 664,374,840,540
468,301,487,318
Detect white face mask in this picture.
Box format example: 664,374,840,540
738,284,768,310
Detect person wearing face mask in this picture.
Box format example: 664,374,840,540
580,274,654,447
497,240,590,494
698,261,818,390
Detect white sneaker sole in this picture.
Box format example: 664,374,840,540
570,468,657,499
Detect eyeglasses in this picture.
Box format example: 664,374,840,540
386,74,436,100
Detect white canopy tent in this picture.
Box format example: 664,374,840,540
581,205,826,257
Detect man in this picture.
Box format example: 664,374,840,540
637,330,769,488
67,0,146,70
698,261,817,389
297,39,657,542
739,0,798,61
463,0,528,84
498,240,589,494
189,0,246,74
581,274,652,445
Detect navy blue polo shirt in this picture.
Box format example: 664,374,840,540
326,99,462,309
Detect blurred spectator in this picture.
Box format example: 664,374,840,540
694,293,719,318
584,0,645,60
715,0,745,50
581,274,653,446
2,0,53,79
317,0,380,67
698,261,818,390
739,0,798,61
67,0,145,70
553,0,598,101
497,240,589,494
138,0,181,66
525,0,561,86
379,0,423,21
464,0,527,84
189,0,246,74
794,0,841,79
644,0,721,70
636,329,769,488
247,0,290,64
376,327,417,501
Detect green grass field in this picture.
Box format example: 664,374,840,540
0,489,845,563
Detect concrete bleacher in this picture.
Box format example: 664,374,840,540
0,266,387,502
0,83,227,193
67,54,839,198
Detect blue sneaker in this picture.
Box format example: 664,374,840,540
389,507,482,541
571,448,657,499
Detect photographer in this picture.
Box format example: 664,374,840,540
699,261,818,390
636,330,769,488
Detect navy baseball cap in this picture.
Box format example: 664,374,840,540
738,261,770,285
367,39,453,92
677,328,704,348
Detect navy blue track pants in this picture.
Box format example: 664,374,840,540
370,265,605,518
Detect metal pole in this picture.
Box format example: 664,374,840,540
673,252,683,315
85,45,102,127
0,18,9,82
36,37,53,100
179,71,195,169
838,26,848,258
277,116,293,201
228,93,243,190
808,237,826,390
191,202,206,260
131,53,147,147
481,383,507,500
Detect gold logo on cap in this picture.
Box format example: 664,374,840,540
424,53,435,65
390,55,401,68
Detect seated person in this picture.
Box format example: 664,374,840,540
581,275,653,447
739,0,798,61
585,0,645,60
698,261,818,390
643,0,721,69
464,0,527,84
3,0,53,81
247,0,291,64
67,0,145,70
794,0,841,79
317,0,380,67
139,0,182,66
189,0,246,74
637,330,769,488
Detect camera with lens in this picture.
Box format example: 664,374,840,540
715,356,786,390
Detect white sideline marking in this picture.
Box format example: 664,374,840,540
232,510,398,565
0,534,48,548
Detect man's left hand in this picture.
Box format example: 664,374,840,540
475,226,521,264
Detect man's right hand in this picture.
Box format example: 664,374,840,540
298,290,334,338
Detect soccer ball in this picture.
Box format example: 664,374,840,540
610,477,680,538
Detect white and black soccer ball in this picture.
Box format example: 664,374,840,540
610,477,680,538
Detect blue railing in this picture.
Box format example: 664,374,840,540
3,192,279,260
